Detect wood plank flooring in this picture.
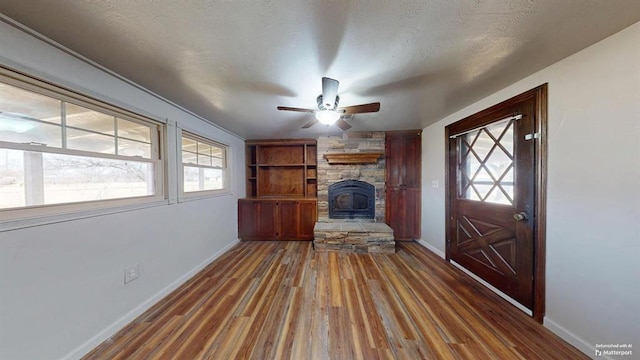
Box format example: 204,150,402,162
82,241,588,360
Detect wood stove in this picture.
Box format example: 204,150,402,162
328,180,375,219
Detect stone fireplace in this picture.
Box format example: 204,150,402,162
314,132,395,254
317,132,386,222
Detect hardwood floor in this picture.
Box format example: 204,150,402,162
83,241,588,360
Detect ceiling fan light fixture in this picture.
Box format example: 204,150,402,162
315,109,340,125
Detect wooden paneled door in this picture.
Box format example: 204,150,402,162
446,84,547,321
385,130,421,241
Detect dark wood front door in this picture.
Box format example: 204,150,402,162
446,85,547,318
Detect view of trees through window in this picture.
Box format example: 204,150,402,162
181,133,226,193
0,78,161,211
0,149,154,209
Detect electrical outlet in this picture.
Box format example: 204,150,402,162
124,264,139,284
431,180,439,188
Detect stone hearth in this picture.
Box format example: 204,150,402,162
313,222,395,254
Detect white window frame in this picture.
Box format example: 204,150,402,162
177,127,230,201
0,66,166,230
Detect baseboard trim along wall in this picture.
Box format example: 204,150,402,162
63,239,240,360
544,318,604,359
417,239,532,315
417,239,445,258
416,239,595,358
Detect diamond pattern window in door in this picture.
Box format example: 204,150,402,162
458,119,514,205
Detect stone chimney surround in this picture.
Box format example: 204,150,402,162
316,132,385,223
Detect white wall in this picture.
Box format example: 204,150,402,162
421,22,640,356
0,20,246,360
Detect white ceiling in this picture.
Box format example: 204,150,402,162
1,1,639,139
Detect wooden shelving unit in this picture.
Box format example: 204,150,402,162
245,139,317,198
240,139,318,241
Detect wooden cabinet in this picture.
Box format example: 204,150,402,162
238,198,317,240
238,199,277,239
240,139,318,241
385,130,422,240
245,139,317,198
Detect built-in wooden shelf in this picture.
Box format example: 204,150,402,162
245,138,317,197
323,152,383,164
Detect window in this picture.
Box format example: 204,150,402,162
180,131,227,195
0,71,163,217
458,118,514,205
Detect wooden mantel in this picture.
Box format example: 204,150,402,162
323,152,383,164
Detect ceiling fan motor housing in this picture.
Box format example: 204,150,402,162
317,95,340,110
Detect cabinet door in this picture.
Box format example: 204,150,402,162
402,135,421,187
299,200,317,240
256,201,277,239
385,135,404,187
238,200,258,239
238,200,277,240
385,132,421,241
386,187,404,239
385,187,420,240
277,200,300,239
386,133,421,187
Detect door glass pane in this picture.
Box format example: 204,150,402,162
459,119,514,205
473,129,493,160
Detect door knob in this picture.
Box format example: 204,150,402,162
513,212,528,221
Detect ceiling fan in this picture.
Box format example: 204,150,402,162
277,77,380,131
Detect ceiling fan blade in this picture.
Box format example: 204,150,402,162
277,106,316,113
339,102,380,114
322,77,339,109
336,118,352,131
301,119,318,129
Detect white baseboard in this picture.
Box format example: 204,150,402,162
545,318,602,359
62,239,240,360
417,239,446,259
415,239,532,316
416,239,593,359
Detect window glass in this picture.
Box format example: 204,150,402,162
117,118,151,143
181,132,227,194
66,128,116,154
65,103,115,135
459,119,514,205
0,117,62,147
183,167,224,192
118,138,151,158
0,75,162,214
0,83,61,124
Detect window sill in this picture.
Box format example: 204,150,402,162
0,197,168,232
178,189,233,203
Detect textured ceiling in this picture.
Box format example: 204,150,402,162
1,1,639,139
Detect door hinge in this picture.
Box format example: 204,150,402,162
524,133,540,141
